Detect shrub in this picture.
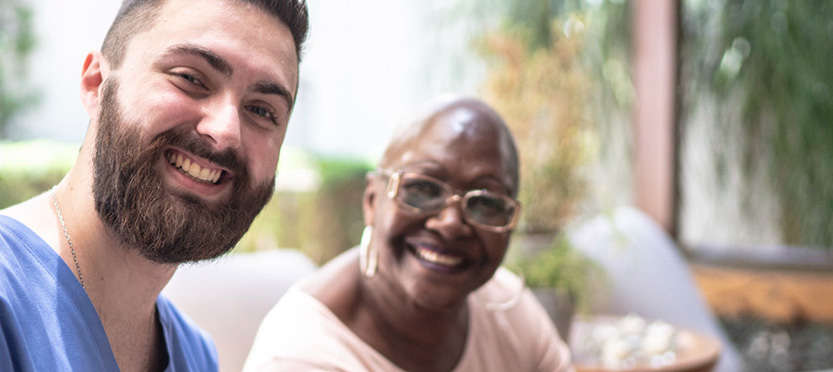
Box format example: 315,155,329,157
0,140,77,208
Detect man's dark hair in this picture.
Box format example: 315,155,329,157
101,0,309,69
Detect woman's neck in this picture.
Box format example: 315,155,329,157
306,250,470,372
362,281,469,372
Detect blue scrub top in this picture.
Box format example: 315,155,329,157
0,215,218,371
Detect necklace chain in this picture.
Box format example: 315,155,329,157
51,187,86,290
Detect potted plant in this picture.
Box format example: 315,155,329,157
479,13,594,237
509,233,603,343
477,9,605,343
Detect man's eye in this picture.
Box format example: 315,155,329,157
172,72,206,89
247,105,278,124
176,73,197,84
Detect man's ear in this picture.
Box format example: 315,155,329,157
80,51,109,120
362,173,378,227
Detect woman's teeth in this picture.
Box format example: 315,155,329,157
167,152,222,184
415,246,463,266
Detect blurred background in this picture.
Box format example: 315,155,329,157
2,0,832,371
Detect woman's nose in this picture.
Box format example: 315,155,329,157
426,198,473,239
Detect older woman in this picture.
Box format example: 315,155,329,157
244,96,574,372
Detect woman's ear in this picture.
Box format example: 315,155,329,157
362,173,378,227
80,51,109,120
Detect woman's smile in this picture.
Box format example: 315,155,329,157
405,238,469,274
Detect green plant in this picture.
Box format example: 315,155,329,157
681,0,833,248
478,11,596,234
303,155,372,263
509,234,602,313
474,1,621,329
0,140,77,208
462,0,632,225
234,152,371,264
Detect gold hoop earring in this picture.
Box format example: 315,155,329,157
359,226,377,278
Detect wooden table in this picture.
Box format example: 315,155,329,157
569,315,721,372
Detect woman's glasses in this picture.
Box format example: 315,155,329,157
378,169,521,232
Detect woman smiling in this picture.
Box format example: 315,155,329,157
244,95,574,372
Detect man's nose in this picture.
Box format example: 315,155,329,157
196,98,242,151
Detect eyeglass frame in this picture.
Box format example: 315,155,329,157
376,168,521,233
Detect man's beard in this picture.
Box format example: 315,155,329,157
92,78,274,264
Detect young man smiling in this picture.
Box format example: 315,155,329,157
0,0,308,370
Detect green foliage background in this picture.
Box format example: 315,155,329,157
0,0,38,138
472,0,629,304
507,233,604,312
476,0,631,234
0,140,76,208
681,0,833,248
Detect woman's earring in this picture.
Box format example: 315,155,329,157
359,226,377,278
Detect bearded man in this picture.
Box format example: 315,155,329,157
0,0,308,370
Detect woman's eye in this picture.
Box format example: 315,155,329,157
405,180,442,197
469,196,504,213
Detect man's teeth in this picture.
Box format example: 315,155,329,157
167,152,222,184
415,247,464,266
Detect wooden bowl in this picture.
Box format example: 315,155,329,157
570,315,721,372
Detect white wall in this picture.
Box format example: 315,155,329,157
11,0,489,161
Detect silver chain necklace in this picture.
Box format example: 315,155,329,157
51,187,86,290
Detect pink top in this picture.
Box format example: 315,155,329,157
244,268,575,372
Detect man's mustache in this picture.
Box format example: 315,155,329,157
154,130,245,174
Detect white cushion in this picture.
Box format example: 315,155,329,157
163,249,317,372
567,207,743,372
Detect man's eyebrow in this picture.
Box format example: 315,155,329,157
163,44,233,77
251,81,294,109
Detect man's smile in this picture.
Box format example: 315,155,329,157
165,149,225,185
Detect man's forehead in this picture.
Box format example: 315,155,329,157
120,0,298,94
147,0,265,41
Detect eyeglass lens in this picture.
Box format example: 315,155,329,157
397,174,516,227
